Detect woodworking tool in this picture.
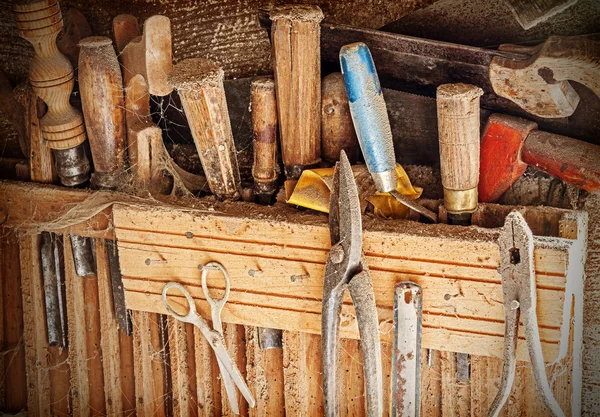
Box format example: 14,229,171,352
269,5,324,180
259,12,600,123
339,42,438,223
489,211,565,417
78,36,131,334
479,113,600,203
250,77,279,205
169,58,242,200
437,83,483,226
321,72,360,165
391,282,422,417
436,83,483,380
321,151,383,417
162,262,256,413
12,1,95,278
39,232,67,347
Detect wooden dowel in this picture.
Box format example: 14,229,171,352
12,0,90,186
270,5,324,180
436,83,483,215
321,72,359,165
169,58,242,200
78,36,127,189
251,77,279,202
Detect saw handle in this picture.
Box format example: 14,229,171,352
340,42,396,192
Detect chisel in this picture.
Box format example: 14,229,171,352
339,42,437,223
436,82,483,381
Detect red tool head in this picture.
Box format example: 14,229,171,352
479,114,537,203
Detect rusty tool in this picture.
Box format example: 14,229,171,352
259,11,600,124
39,232,68,347
78,36,131,334
12,0,95,279
162,262,256,413
437,83,484,381
322,151,383,417
479,113,600,203
391,282,422,417
489,211,565,417
250,77,279,205
321,72,360,165
169,59,242,200
340,42,438,223
269,5,324,180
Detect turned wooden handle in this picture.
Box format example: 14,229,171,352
437,83,483,214
169,58,242,200
251,77,278,197
12,0,86,150
270,5,324,179
78,36,127,189
321,72,359,165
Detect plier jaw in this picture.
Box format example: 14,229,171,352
322,151,383,417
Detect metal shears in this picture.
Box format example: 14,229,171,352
162,261,256,414
321,151,383,417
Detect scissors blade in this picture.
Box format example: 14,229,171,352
216,356,240,414
208,331,256,408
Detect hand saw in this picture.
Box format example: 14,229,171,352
258,11,600,139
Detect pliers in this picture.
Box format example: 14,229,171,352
321,151,383,417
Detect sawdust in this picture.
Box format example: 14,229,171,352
168,58,224,90
269,5,325,22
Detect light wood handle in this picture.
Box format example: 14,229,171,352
270,5,324,179
251,77,278,198
113,14,139,53
321,72,359,165
78,36,127,189
12,0,86,150
169,58,242,200
437,83,483,214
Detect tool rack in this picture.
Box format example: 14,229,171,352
0,179,587,416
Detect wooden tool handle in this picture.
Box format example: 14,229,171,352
270,5,324,179
251,77,279,199
78,37,127,189
321,72,359,165
169,58,242,200
437,83,483,214
12,0,86,150
490,36,600,118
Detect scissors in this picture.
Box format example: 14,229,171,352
162,261,255,414
321,151,383,417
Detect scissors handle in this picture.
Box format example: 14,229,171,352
162,281,198,322
200,261,231,332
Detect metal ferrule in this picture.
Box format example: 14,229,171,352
53,143,91,186
443,188,478,214
371,168,397,193
258,327,283,350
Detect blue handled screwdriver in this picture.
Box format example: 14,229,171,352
340,42,438,223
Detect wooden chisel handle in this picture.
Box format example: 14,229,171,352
251,77,279,204
169,58,241,200
270,5,324,180
78,37,127,189
436,83,483,216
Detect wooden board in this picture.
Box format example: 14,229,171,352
112,202,585,363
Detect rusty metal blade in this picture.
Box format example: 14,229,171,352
106,239,132,335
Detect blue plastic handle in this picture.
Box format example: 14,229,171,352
340,42,396,179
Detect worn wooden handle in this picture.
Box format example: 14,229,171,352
437,83,483,214
270,5,324,179
251,77,279,199
78,36,127,189
12,0,86,151
321,72,359,165
169,58,242,200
